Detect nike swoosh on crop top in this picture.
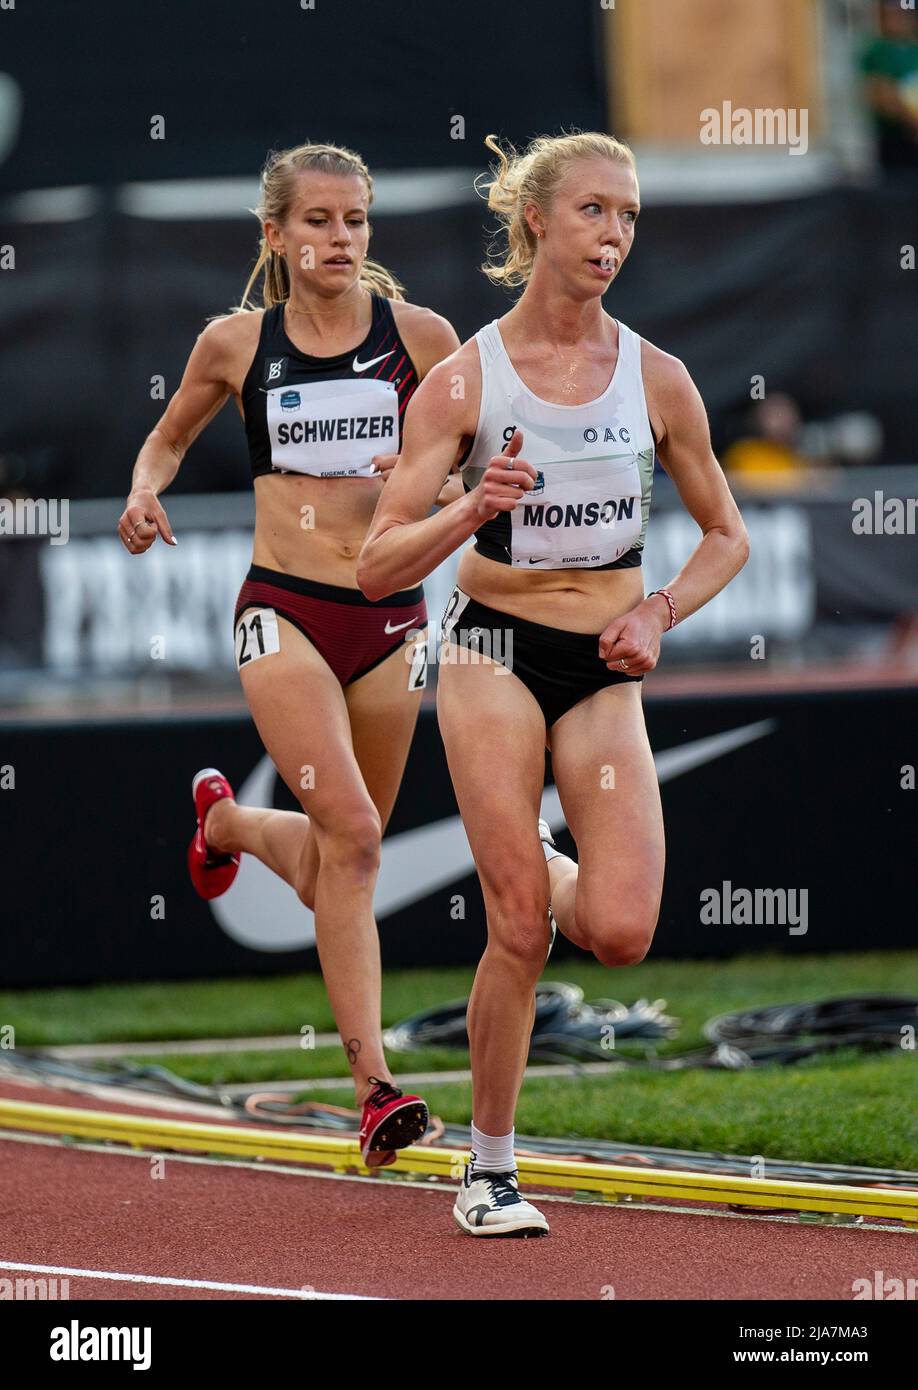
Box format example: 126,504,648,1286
242,293,420,480
459,318,656,570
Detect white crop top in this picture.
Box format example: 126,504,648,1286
459,317,656,570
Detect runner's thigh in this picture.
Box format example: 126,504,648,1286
237,612,380,837
436,652,550,950
549,681,664,938
344,625,428,831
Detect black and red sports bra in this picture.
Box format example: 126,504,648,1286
242,293,420,480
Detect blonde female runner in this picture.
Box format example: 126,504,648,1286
358,132,749,1230
119,142,462,1167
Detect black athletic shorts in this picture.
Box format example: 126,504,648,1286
439,586,642,728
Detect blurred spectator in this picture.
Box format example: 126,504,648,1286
722,394,880,489
859,0,918,175
722,393,815,488
801,411,884,467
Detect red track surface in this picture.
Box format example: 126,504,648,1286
1,1078,914,1301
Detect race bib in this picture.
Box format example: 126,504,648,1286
509,453,646,568
440,586,472,643
407,636,428,690
265,377,398,478
235,608,280,669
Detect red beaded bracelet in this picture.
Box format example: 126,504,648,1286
649,588,677,630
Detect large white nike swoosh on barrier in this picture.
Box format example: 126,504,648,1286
210,719,777,952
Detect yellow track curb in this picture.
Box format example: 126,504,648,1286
1,1098,916,1225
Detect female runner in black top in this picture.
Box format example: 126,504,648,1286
119,142,462,1166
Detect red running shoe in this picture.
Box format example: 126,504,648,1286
188,767,240,900
359,1077,429,1169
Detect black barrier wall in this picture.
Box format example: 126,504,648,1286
1,689,915,987
0,0,607,189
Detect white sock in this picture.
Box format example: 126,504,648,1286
541,839,562,862
469,1123,516,1175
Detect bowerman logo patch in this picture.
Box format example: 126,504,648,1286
264,357,288,387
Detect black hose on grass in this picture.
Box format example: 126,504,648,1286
384,985,918,1068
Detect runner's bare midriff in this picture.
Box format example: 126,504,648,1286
251,470,384,585
457,544,645,634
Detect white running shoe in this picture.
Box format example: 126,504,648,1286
453,1164,550,1237
539,820,559,961
538,818,557,854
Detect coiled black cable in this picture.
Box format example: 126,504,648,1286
384,982,679,1061
384,986,918,1068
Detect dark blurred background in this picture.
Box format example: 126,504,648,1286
1,0,917,706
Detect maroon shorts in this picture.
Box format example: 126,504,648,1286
234,564,428,687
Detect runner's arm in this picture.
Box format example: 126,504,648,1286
130,319,233,497
358,358,481,598
404,310,466,509
120,320,235,550
641,345,749,630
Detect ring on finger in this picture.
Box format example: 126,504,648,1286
619,658,629,670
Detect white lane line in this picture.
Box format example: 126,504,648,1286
219,1062,619,1094
0,1260,378,1300
1,1131,912,1235
41,1034,341,1059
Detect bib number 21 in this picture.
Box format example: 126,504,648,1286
235,608,281,669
